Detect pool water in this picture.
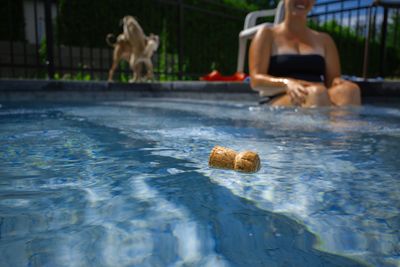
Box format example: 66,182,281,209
0,99,399,267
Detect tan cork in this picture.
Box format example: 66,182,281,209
209,146,237,170
234,151,260,173
208,146,260,173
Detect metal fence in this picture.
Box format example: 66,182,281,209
1,0,399,81
309,0,400,79
0,0,246,81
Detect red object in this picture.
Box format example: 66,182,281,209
200,70,248,82
200,70,224,81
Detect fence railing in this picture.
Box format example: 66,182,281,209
0,0,246,81
1,0,399,81
310,0,400,79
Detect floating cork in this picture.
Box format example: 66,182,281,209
208,145,261,173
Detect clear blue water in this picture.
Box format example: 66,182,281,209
0,99,399,267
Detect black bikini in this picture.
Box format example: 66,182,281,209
259,54,326,104
269,54,326,82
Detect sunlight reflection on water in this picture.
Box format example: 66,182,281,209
0,99,399,267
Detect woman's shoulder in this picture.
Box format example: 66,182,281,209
257,25,276,36
253,25,276,44
256,24,285,41
310,29,334,43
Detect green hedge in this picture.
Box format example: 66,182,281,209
310,20,400,78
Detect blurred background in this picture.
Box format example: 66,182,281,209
0,0,399,81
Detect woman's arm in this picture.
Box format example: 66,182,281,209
322,33,341,87
249,27,310,103
249,27,289,96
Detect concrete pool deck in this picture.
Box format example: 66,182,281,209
0,79,399,102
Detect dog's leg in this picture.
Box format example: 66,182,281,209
108,46,122,82
108,62,118,82
129,55,138,83
108,60,118,82
143,59,154,81
132,63,140,82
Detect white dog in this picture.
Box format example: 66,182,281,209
132,34,160,81
106,16,159,82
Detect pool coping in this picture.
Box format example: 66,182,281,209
0,79,399,102
0,79,259,102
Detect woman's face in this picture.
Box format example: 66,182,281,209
285,0,315,17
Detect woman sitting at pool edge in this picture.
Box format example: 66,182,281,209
249,0,361,107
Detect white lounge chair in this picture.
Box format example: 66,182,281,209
237,1,285,73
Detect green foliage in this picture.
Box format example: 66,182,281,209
221,0,257,10
39,38,47,64
55,71,95,81
309,19,400,78
247,0,279,8
72,71,91,81
119,61,130,82
158,19,169,81
387,11,400,76
387,12,400,46
220,0,278,10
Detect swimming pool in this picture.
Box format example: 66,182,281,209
0,98,399,267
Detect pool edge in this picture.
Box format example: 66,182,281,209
0,79,399,102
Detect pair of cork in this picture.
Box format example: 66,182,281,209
208,146,260,173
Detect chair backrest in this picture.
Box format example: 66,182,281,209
244,10,275,30
243,1,285,30
274,1,285,25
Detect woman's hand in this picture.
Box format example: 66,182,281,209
332,77,345,87
285,79,310,105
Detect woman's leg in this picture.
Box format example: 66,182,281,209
302,84,331,107
270,84,331,107
328,80,361,106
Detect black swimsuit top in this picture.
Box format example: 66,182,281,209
268,54,326,83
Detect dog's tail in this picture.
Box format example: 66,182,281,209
105,34,116,47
